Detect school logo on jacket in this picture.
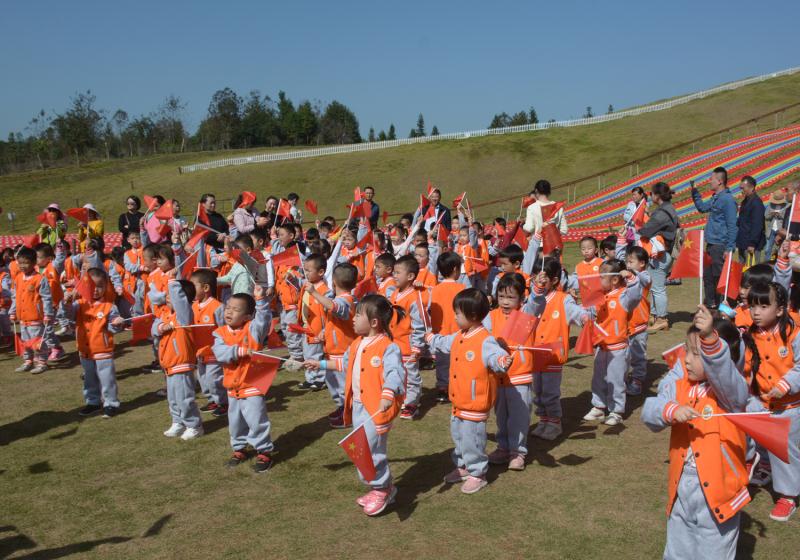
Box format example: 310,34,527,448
370,356,381,367
465,350,475,362
609,300,617,309
593,265,599,271
552,310,560,319
96,311,105,319
779,346,789,358
202,315,210,323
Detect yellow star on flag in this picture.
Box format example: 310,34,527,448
348,442,356,451
684,237,692,249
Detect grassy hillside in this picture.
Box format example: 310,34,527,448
1,72,800,232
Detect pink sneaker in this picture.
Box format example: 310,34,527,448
461,475,488,494
48,347,67,363
356,491,372,507
508,453,526,471
443,467,469,484
488,447,510,464
362,486,397,516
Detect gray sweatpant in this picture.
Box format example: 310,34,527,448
495,383,532,455
450,415,489,477
229,396,273,453
302,339,325,384
591,347,629,414
434,349,450,389
197,361,228,406
664,463,739,560
21,323,48,364
629,331,648,383
353,400,391,489
325,355,346,407
81,357,119,407
403,357,420,406
166,372,202,428
533,371,562,419
280,308,303,360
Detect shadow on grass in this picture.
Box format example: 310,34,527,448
263,380,297,414
527,390,594,468
738,507,767,559
12,536,132,559
0,391,163,447
272,414,331,464
142,514,172,538
392,449,454,521
27,461,51,475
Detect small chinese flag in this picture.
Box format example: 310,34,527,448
452,191,467,209
630,200,648,229
305,199,318,215
14,331,24,356
499,310,539,347
245,354,281,395
541,223,563,254
540,202,564,223
437,223,450,242
276,198,292,218
725,413,791,464
574,320,596,355
143,195,159,212
354,275,378,299
468,257,488,273
239,191,257,209
427,181,435,196
522,195,536,209
669,230,707,280
662,343,686,369
578,274,605,308
530,341,562,372
716,252,743,300
498,222,519,250
197,202,210,226
186,224,207,250
75,273,95,302
36,211,57,229
789,194,800,225
288,323,315,336
513,224,529,251
154,200,174,221
178,250,199,279
21,234,40,249
156,222,172,237
272,245,302,268
267,318,285,349
66,207,90,223
131,314,155,343
419,193,431,211
382,210,389,225
338,423,376,481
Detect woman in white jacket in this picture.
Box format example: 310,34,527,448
522,179,567,235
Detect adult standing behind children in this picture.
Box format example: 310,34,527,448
691,167,738,309
36,203,67,247
638,182,679,333
734,175,765,264
522,179,568,236
118,196,144,250
199,194,229,250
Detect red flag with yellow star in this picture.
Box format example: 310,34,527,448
338,422,376,481
669,230,708,279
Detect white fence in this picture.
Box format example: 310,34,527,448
180,66,800,174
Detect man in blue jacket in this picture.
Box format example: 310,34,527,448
735,175,765,264
691,167,738,308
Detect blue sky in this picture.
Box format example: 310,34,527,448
2,1,798,139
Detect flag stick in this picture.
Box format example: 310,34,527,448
699,230,705,307
789,194,797,240
723,251,732,302
195,222,225,235
121,313,154,323
172,324,216,329
703,411,771,418
337,409,382,446
252,350,290,362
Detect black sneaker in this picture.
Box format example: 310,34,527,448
253,452,273,473
102,406,119,418
227,450,248,468
79,404,103,417
298,381,316,391
199,401,219,413
435,390,450,404
145,361,162,373
310,381,326,392
212,405,228,418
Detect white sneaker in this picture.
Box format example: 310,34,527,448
180,426,204,441
583,407,606,422
604,412,623,426
531,422,548,438
163,423,185,437
539,422,563,441
283,359,303,372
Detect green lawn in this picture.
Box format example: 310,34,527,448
1,253,798,559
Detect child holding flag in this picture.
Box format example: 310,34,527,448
10,247,53,374
429,252,465,403
212,286,276,473
190,269,228,416
642,306,750,558
305,294,406,516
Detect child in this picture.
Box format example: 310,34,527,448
212,286,275,473
731,263,778,331
484,273,536,469
390,255,429,419
742,281,800,521
566,236,603,297
271,224,304,369
625,246,652,396
153,279,204,440
454,224,484,290
373,253,397,299
527,257,587,440
490,244,528,302
642,307,750,558
9,247,53,373
297,254,328,391
190,269,228,417
599,235,618,261
68,267,126,417
144,244,175,373
429,252,466,403
338,227,366,280
583,258,643,426
0,254,12,348
413,244,438,290
219,235,256,297
123,230,147,317
427,289,512,494
305,295,405,515
35,243,67,363
308,263,358,427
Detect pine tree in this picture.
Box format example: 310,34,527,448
388,124,396,140
415,113,425,136
583,106,594,118
529,107,538,124
607,104,614,114
409,129,417,138
378,130,387,141
368,127,376,142
431,125,439,136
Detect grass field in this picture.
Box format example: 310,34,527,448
1,251,798,559
1,71,800,234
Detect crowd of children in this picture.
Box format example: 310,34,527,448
3,186,799,546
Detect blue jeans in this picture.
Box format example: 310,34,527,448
764,229,778,261
648,252,672,318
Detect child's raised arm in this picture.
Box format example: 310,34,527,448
619,270,643,313
248,286,272,345
168,280,193,326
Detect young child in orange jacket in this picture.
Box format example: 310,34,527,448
65,267,126,418
152,278,203,441
35,243,67,363
297,253,328,391
427,288,512,494
305,294,406,516
212,286,275,473
429,252,466,403
271,223,305,368
624,246,652,397
10,247,53,374
582,258,643,427
741,281,800,522
642,306,750,558
190,269,227,417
